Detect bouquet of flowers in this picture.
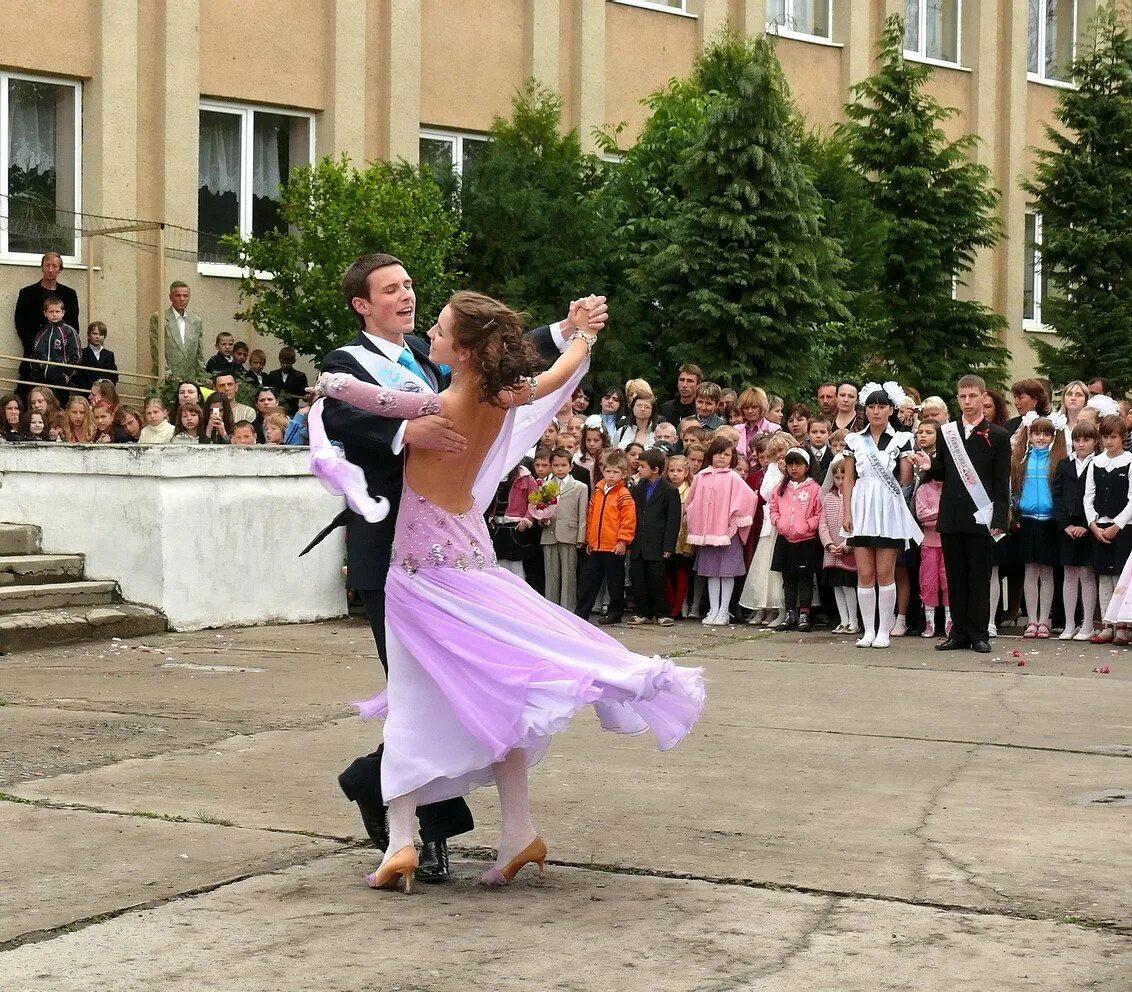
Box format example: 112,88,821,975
528,479,562,522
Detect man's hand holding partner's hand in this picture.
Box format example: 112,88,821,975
565,295,608,337
405,415,467,453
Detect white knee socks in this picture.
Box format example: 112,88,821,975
492,748,536,868
834,586,851,626
875,583,897,646
857,585,877,644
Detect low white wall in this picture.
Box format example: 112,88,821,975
0,443,347,631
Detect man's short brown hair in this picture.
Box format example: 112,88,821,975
958,374,988,393
678,363,703,383
341,253,404,328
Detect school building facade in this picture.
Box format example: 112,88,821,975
0,0,1120,393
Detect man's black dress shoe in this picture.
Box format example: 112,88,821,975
935,637,971,651
970,639,992,653
357,799,389,851
417,839,451,883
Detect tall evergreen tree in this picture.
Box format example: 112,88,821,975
842,16,1008,396
1023,3,1132,394
638,36,846,395
459,81,610,328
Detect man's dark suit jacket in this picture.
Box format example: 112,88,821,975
316,325,561,590
73,346,118,391
926,418,1011,534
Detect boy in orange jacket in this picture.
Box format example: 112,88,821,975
575,449,638,626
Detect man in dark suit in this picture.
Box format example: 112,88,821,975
628,448,681,625
73,320,118,392
916,374,1010,653
312,251,606,883
14,251,80,398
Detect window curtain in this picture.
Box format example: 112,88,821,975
8,80,57,175
905,0,920,51
198,111,241,196
252,115,283,200
767,0,786,27
1028,0,1041,72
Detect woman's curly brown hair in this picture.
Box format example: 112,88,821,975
446,291,540,407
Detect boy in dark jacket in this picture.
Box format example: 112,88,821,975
32,296,80,394
628,449,682,626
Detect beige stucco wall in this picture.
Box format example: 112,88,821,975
774,37,843,134
0,0,98,78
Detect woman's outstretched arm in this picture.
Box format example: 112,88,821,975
315,372,442,420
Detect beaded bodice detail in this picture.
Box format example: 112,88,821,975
392,483,498,577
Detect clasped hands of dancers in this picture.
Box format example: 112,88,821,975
308,256,704,895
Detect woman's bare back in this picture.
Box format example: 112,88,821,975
404,387,510,514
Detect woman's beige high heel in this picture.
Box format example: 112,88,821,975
366,845,418,893
479,836,548,887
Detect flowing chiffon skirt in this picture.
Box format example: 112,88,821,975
357,485,706,806
1104,551,1132,625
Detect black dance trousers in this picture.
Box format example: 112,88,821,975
337,588,474,844
940,532,993,643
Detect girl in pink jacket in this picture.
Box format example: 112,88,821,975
770,449,824,631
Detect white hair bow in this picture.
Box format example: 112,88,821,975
1088,394,1120,417
861,381,883,400
1021,410,1039,428
584,414,603,429
883,381,909,408
1048,411,1067,432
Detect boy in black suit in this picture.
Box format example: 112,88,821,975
205,331,242,377
915,374,1011,653
805,417,833,482
74,321,118,391
267,346,309,412
628,449,682,626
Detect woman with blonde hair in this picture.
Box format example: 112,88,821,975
623,377,653,410
736,386,778,458
64,395,94,443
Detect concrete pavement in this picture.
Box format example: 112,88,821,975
1,619,1129,990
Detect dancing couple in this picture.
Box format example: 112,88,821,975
305,253,704,892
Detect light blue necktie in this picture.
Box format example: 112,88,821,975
397,347,427,383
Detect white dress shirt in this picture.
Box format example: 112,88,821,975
174,309,187,347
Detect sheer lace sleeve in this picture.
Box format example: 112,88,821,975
315,372,441,420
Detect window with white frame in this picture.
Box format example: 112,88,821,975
419,130,489,179
767,0,832,40
0,72,81,260
1023,211,1062,328
198,102,314,268
904,0,962,65
1028,0,1077,83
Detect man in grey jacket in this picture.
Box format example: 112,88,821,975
150,281,204,382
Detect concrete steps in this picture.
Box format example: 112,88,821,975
0,524,166,653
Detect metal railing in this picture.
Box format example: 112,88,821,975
0,352,159,406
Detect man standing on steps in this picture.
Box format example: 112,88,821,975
915,374,1010,654
303,251,607,883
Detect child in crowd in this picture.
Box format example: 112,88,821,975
684,442,706,477
540,447,589,612
118,406,144,441
283,395,311,445
678,418,704,448
139,398,175,444
654,421,679,452
565,414,586,444
231,421,258,446
735,455,750,480
624,442,645,483
694,382,725,431
171,402,204,444
531,447,552,483
22,410,47,441
819,455,859,634
64,396,94,443
490,464,540,581
805,417,833,481
718,388,738,426
267,346,309,409
33,296,80,391
829,428,848,456
576,449,637,626
92,400,132,443
205,331,241,376
770,448,823,631
75,321,117,391
575,421,608,491
28,386,61,422
89,378,120,411
48,413,66,441
686,437,757,626
263,411,291,445
1013,416,1066,638
1085,414,1132,644
740,432,794,626
599,388,622,438
664,454,695,620
202,393,233,445
232,341,250,374
247,349,269,390
628,449,681,626
1053,422,1098,640
767,395,785,425
913,420,949,638
786,404,811,442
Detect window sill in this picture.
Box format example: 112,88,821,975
903,52,971,73
1022,319,1056,334
1027,73,1078,91
767,27,843,49
606,0,696,18
198,262,245,280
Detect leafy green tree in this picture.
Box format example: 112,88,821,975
842,16,1008,396
1023,4,1132,394
638,36,847,396
224,156,464,359
459,81,611,328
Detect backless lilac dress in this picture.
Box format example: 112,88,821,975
310,365,705,807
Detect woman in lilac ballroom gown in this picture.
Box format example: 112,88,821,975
309,291,705,893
